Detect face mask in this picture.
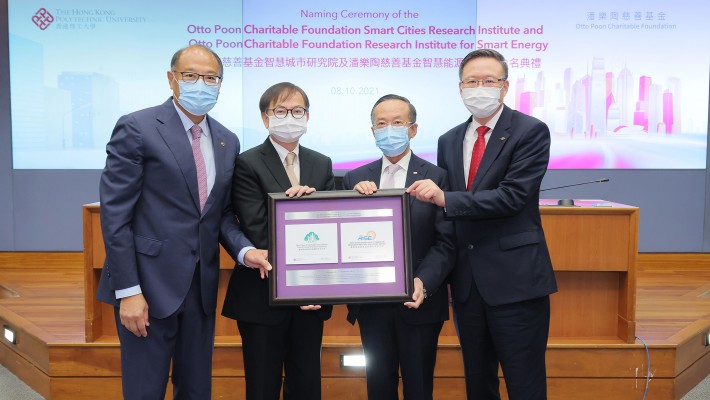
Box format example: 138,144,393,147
268,115,307,143
461,87,502,118
374,126,410,157
174,78,219,116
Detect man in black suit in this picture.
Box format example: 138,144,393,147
408,49,558,400
221,82,334,400
342,94,455,400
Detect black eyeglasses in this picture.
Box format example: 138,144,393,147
173,71,222,86
268,106,308,119
460,78,506,88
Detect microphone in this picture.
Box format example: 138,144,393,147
540,178,609,206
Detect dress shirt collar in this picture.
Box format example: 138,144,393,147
470,104,504,133
172,99,210,138
380,149,412,175
269,136,300,163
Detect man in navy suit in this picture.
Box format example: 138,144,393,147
408,49,558,400
342,94,455,400
97,45,271,399
221,82,334,400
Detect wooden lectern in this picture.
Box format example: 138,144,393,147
540,199,638,343
83,199,638,343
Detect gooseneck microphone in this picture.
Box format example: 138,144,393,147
540,178,609,206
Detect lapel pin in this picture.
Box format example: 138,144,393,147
220,141,225,147
500,137,506,141
413,171,419,175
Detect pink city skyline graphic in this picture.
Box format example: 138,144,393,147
334,56,701,170
515,56,681,138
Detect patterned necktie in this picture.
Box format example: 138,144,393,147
190,125,208,210
466,126,490,191
380,164,401,189
285,152,299,187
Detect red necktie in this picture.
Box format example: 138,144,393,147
466,126,490,190
190,125,208,210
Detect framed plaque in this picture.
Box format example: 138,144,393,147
268,189,413,305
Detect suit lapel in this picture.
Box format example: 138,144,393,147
367,159,384,187
299,147,313,186
260,139,292,191
201,117,227,216
470,106,512,192
156,99,201,212
451,119,469,191
406,153,429,206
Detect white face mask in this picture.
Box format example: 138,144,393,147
267,115,307,143
461,87,502,118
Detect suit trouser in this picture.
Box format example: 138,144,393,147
237,310,324,400
114,266,215,400
453,281,550,400
358,304,444,400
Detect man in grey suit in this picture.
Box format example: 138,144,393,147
342,94,455,400
97,45,271,399
222,82,334,400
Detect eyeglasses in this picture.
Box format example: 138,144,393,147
269,106,308,119
460,78,506,88
173,71,222,86
373,120,414,129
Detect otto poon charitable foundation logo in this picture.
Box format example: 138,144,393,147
32,8,54,30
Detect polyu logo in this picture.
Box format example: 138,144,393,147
32,8,54,30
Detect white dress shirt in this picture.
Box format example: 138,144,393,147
380,150,412,189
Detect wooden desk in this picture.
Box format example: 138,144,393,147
83,199,638,343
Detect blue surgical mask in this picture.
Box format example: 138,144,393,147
374,126,410,157
174,78,219,116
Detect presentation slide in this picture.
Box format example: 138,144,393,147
7,0,710,169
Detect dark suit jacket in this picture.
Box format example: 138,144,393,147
222,138,335,324
97,98,253,319
438,105,558,306
342,153,455,325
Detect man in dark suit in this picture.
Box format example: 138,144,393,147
221,82,335,400
342,94,455,400
97,45,271,399
408,49,558,400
